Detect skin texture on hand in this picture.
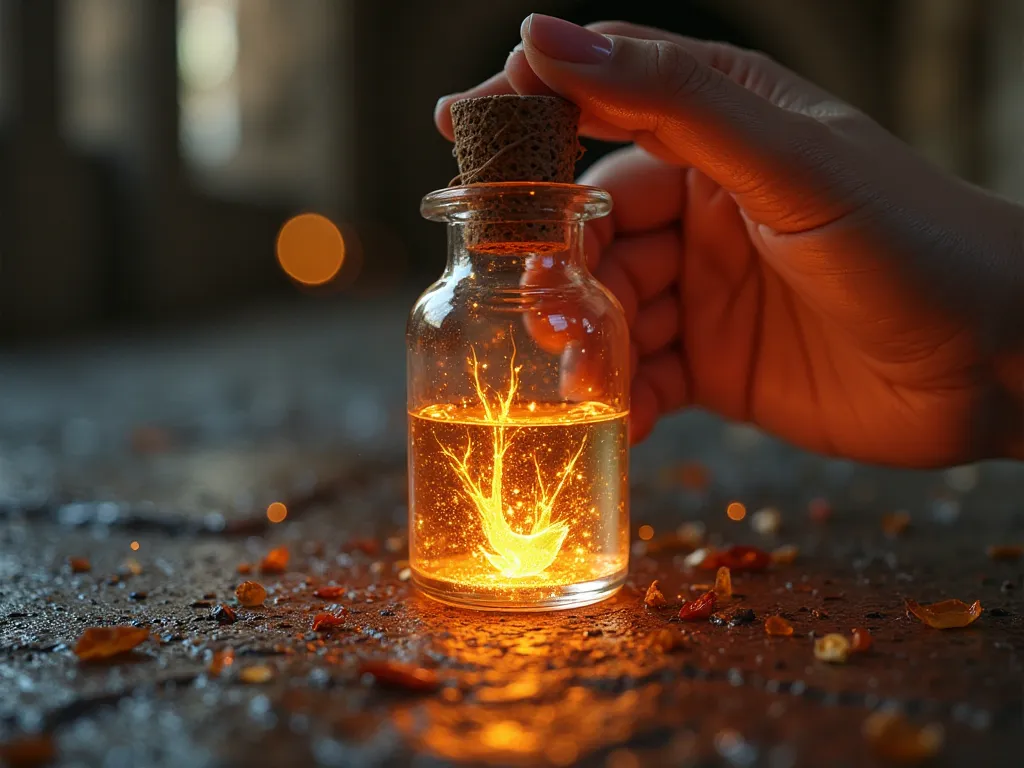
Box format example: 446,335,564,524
436,15,1024,467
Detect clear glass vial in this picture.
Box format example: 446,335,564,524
407,182,630,611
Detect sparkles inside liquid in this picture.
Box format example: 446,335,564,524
409,401,629,610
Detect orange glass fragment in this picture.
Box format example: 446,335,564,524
713,567,732,599
67,557,91,573
312,612,345,632
851,627,873,653
987,544,1023,561
260,546,289,574
678,590,717,621
0,735,56,767
814,633,850,663
882,511,911,537
643,580,667,609
236,563,253,575
714,545,771,572
74,626,150,661
234,581,267,607
771,545,799,565
208,648,235,677
314,585,346,599
359,660,440,692
905,599,982,629
239,665,273,684
863,711,944,763
764,616,794,637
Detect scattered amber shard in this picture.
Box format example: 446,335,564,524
764,615,794,637
643,580,667,609
314,585,345,599
359,660,440,692
234,581,267,607
814,633,851,663
863,711,944,763
905,599,983,629
74,626,150,661
986,544,1023,561
239,665,274,684
771,544,799,565
713,566,733,599
312,612,345,632
850,627,873,653
678,591,717,621
260,546,289,574
208,648,235,677
67,557,91,573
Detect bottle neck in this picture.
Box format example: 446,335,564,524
447,221,587,278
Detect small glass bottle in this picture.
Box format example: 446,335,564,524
408,182,630,611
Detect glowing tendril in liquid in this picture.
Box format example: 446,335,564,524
438,344,586,579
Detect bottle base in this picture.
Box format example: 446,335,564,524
411,569,626,612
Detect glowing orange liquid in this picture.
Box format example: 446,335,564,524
409,402,629,609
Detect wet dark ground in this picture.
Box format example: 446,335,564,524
1,299,1022,768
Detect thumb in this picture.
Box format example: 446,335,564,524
521,14,841,229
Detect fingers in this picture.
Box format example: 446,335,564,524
632,292,679,355
435,50,640,144
578,146,685,245
520,14,845,231
629,350,689,443
593,227,681,325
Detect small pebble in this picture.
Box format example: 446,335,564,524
129,591,147,601
710,608,756,627
212,604,237,624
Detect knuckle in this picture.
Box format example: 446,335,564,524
585,19,632,35
648,40,706,100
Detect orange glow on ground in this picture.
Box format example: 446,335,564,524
638,525,654,541
726,502,746,521
130,541,140,551
266,502,288,524
276,213,345,285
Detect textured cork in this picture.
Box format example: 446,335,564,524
450,95,583,253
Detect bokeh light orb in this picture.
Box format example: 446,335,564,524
276,213,345,286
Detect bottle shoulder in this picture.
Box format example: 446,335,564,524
408,269,627,340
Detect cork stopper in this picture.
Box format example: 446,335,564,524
450,95,583,253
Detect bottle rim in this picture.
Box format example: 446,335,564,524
420,182,612,223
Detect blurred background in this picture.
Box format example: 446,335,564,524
2,0,1023,342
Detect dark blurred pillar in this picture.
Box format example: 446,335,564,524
0,0,103,338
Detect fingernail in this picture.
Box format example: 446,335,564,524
506,41,524,63
435,94,455,115
523,14,613,64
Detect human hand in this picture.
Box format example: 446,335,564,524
435,15,1024,467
